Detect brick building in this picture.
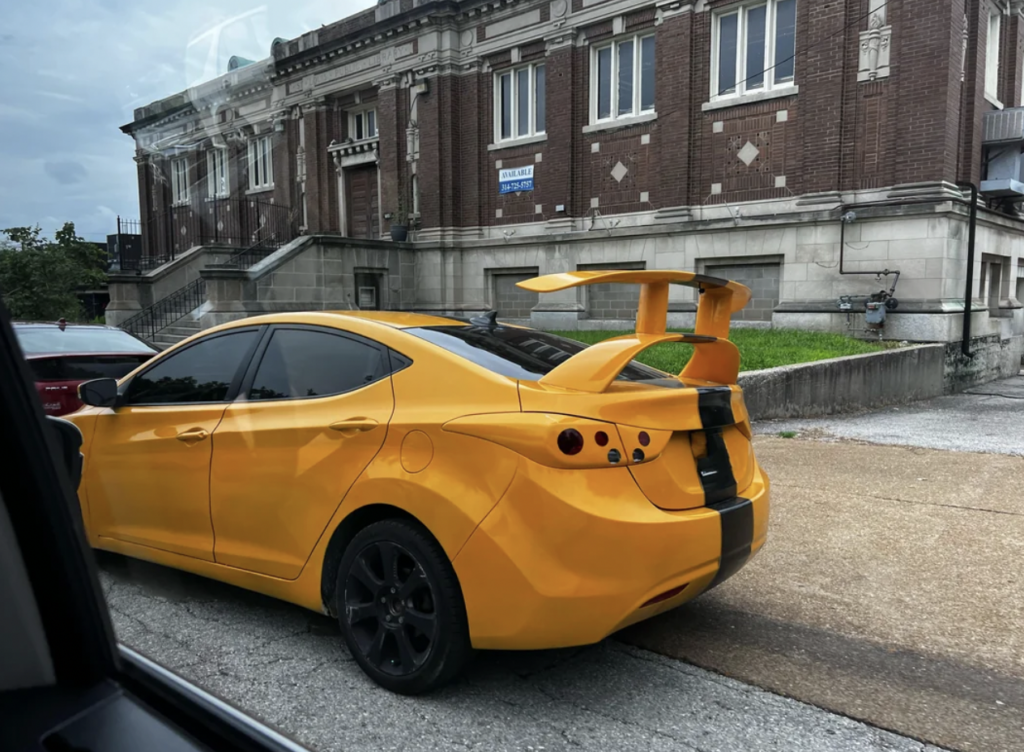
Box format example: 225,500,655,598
113,0,1024,356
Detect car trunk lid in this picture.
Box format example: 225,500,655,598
518,380,754,510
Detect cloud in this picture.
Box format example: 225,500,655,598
0,0,370,241
44,160,89,185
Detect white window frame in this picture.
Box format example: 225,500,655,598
590,34,655,125
206,149,229,198
171,158,189,205
710,0,798,103
350,107,378,142
986,9,1002,104
247,135,274,192
494,62,547,143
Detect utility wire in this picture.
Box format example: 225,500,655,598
734,0,889,89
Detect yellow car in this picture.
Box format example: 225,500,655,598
70,270,769,694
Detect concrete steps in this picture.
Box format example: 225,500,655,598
151,320,203,349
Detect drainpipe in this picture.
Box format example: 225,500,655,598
956,182,978,359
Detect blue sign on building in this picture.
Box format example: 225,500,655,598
499,165,534,194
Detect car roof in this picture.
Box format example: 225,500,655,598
320,311,470,329
14,322,122,330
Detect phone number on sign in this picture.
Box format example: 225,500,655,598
500,180,534,194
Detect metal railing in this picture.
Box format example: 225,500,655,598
121,277,206,342
160,197,295,259
221,237,283,269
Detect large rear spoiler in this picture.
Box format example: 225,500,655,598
517,270,752,392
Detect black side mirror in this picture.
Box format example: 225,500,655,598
79,378,119,408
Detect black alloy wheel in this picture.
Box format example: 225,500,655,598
336,519,471,694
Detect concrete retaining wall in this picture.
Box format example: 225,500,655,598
739,345,947,421
943,334,1024,393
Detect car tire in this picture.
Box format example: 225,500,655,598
335,518,472,695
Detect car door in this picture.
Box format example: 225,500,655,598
83,327,263,561
209,325,399,579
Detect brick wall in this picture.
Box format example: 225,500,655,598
134,0,1012,259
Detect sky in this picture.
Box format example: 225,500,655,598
1,0,370,242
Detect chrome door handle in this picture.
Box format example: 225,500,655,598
176,428,209,443
329,418,379,435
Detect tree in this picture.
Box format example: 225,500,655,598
0,223,108,321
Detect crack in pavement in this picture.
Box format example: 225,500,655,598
773,482,1024,517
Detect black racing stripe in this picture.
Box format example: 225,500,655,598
707,496,754,589
695,430,737,505
697,386,735,429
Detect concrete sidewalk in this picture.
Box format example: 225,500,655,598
752,375,1024,455
623,437,1024,752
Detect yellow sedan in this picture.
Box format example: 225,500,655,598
69,270,769,694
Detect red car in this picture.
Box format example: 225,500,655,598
15,321,158,416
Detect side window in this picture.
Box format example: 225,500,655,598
248,329,387,401
127,331,258,405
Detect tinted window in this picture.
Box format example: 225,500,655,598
128,331,258,405
15,326,155,355
28,355,152,382
249,329,387,401
405,326,666,382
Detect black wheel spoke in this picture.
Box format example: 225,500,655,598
377,541,399,586
404,608,436,639
396,627,420,670
366,625,387,667
346,601,376,626
351,556,383,591
397,563,426,599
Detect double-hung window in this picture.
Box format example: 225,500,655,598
351,108,377,141
247,135,274,191
986,10,1002,102
591,34,655,123
713,0,797,100
171,158,189,204
206,149,229,198
495,63,546,142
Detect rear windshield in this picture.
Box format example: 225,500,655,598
405,325,667,382
28,355,152,382
15,327,156,356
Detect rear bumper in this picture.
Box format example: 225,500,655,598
453,459,769,650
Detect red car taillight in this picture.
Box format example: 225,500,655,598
557,429,584,456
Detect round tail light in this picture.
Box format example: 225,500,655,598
595,431,609,447
638,431,650,447
557,429,585,456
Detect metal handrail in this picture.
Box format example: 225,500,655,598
121,277,206,342
222,237,281,269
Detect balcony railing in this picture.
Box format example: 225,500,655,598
114,197,297,272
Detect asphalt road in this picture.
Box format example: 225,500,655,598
99,553,942,752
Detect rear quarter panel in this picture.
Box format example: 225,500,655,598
335,347,524,559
